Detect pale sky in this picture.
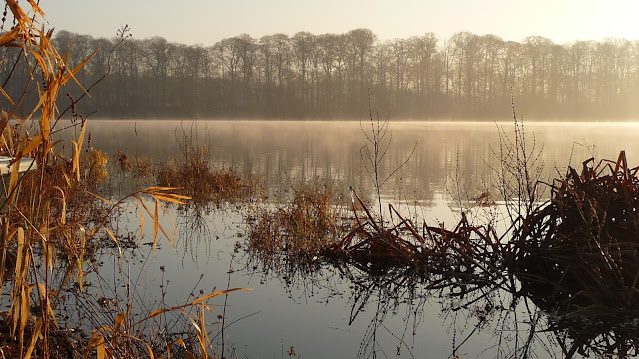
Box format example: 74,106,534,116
42,0,639,45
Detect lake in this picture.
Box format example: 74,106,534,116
73,120,639,358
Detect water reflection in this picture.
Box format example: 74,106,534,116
66,191,637,358
242,240,548,358
59,120,639,358
243,217,639,359
80,120,639,205
242,171,639,359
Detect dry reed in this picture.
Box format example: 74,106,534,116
0,2,246,358
512,150,639,357
247,182,347,262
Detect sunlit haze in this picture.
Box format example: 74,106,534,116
46,0,639,44
5,1,639,358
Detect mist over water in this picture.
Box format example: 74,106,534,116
84,119,639,202
6,1,639,357
71,119,639,358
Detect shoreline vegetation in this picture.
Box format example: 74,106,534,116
243,111,639,357
4,1,639,359
0,2,250,358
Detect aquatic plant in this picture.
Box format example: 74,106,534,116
0,2,250,358
513,150,639,357
245,106,639,357
147,125,254,206
155,157,249,205
247,182,347,263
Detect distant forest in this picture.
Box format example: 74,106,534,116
2,29,639,119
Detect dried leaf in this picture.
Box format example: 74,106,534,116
21,136,43,155
61,51,96,92
25,0,45,16
152,193,189,205
24,318,42,359
114,312,126,333
37,283,58,326
52,186,66,224
95,334,106,359
191,287,248,305
0,85,14,105
0,27,19,46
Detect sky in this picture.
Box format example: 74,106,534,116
42,0,639,45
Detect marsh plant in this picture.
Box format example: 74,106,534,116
0,2,246,358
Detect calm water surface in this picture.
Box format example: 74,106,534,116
85,120,639,202
76,120,639,358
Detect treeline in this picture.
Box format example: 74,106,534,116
2,29,639,119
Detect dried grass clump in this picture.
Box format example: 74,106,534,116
0,2,217,358
514,151,639,356
115,151,153,178
84,148,109,184
115,151,131,171
155,159,178,183
155,148,250,205
131,155,152,178
328,192,503,285
247,183,347,260
0,2,114,353
248,185,503,288
326,192,430,270
0,311,75,359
